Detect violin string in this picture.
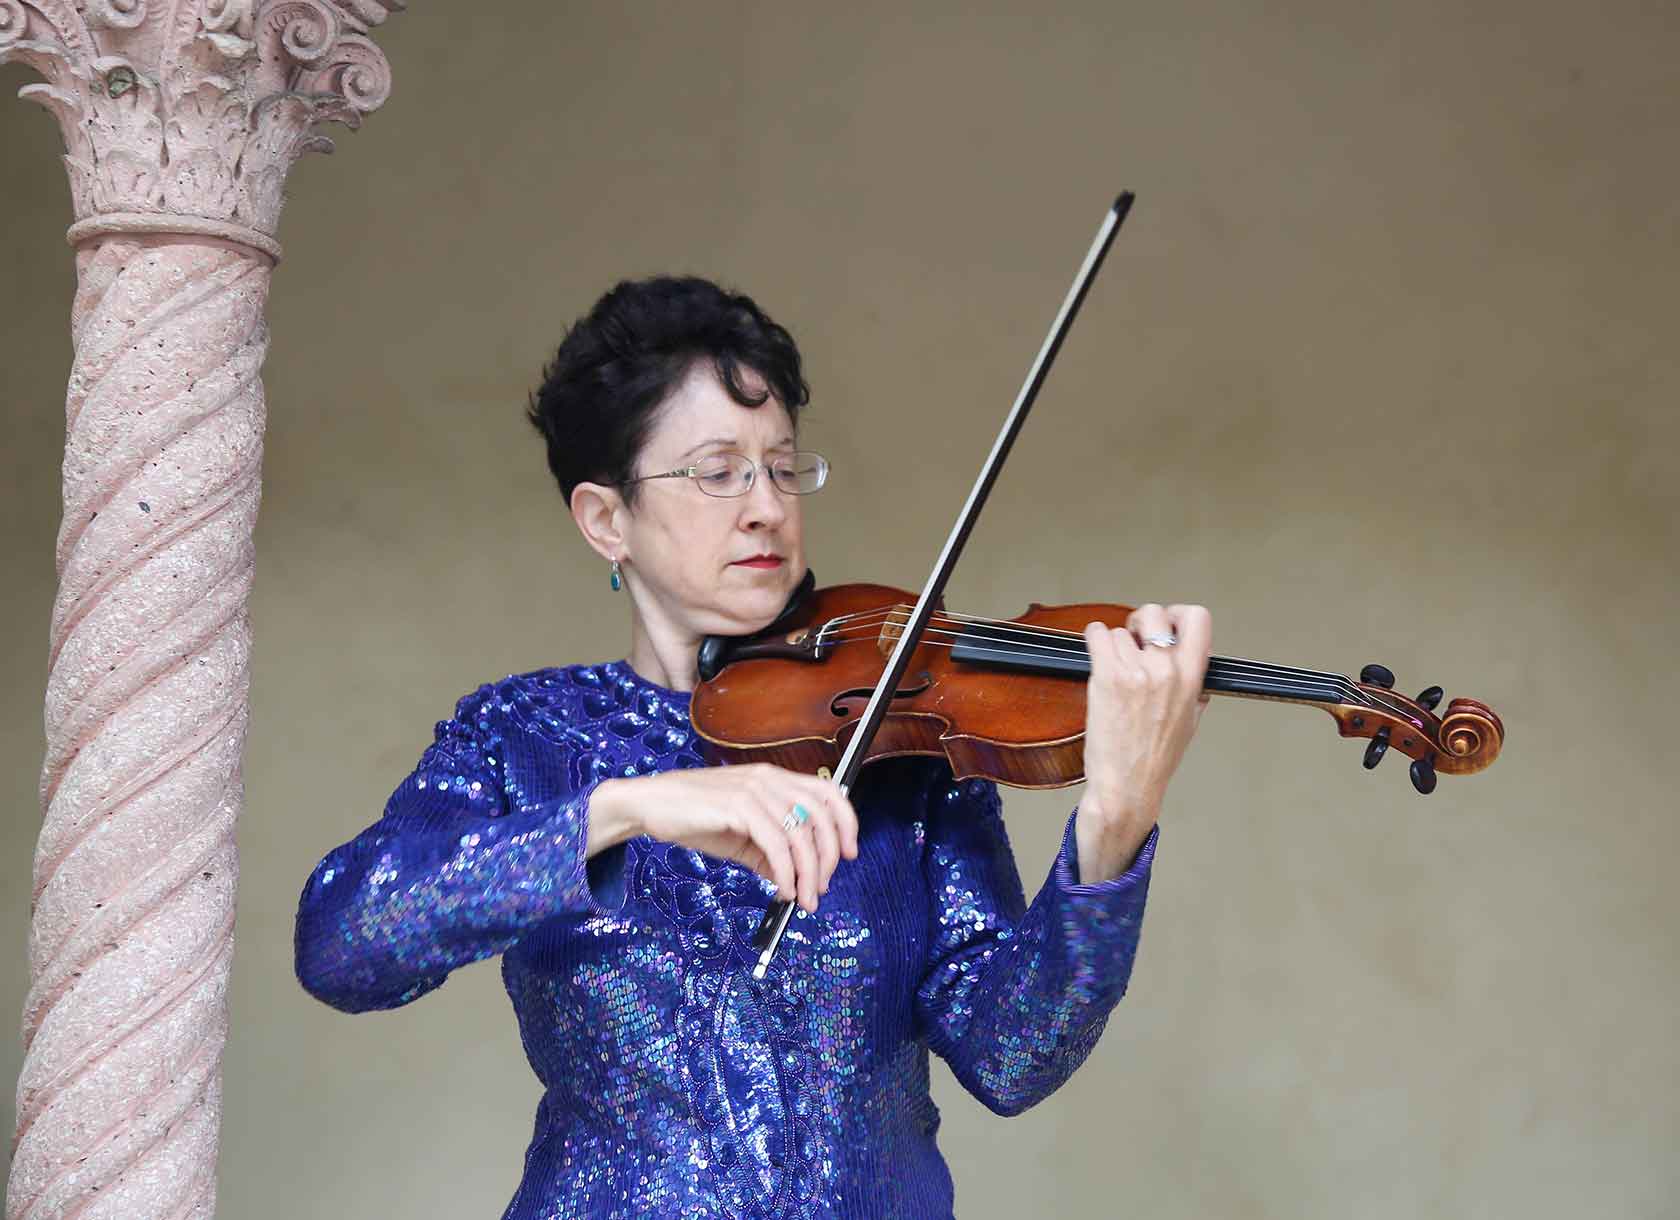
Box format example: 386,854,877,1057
811,606,1423,720
812,621,1361,699
806,631,1365,703
815,612,1366,696
826,604,1355,685
810,615,1422,719
814,615,1349,690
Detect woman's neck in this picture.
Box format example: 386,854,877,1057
626,602,700,692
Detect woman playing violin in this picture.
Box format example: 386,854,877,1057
294,275,1213,1220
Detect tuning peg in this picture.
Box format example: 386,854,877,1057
1410,753,1437,795
1360,663,1395,689
1362,725,1390,769
1415,685,1444,711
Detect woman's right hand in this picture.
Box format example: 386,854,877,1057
591,764,859,914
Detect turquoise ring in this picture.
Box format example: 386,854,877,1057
780,803,811,833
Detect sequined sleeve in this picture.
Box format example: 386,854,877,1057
913,768,1158,1116
294,684,619,1014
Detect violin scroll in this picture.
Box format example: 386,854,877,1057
1334,677,1505,796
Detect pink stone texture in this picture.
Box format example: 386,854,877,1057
2,3,404,1216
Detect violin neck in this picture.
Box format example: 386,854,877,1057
1200,656,1355,707
949,632,1355,708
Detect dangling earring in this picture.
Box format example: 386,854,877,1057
610,558,622,592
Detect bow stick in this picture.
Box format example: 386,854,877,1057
749,193,1135,979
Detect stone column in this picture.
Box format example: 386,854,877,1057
3,3,404,1216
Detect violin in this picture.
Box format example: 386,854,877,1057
693,194,1505,978
690,577,1504,793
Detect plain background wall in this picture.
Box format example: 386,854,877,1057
4,2,1676,1216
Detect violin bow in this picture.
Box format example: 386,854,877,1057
749,194,1135,978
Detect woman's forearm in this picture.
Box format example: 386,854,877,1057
586,777,645,860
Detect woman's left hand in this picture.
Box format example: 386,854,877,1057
1075,603,1213,883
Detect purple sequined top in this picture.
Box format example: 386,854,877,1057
294,660,1157,1219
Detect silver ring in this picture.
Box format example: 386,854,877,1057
1143,632,1178,648
780,803,811,833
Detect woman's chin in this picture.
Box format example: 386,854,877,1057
707,579,798,635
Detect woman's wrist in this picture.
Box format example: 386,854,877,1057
585,777,644,860
1073,793,1159,883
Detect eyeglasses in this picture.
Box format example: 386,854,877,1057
614,450,830,499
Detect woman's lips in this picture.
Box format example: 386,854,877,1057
732,557,784,568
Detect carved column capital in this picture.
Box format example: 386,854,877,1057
1,0,405,260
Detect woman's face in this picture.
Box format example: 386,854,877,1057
614,361,807,639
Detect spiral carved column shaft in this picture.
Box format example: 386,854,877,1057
2,3,405,1216
12,238,267,1220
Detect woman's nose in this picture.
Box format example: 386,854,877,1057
740,467,788,527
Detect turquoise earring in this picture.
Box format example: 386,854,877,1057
610,559,622,591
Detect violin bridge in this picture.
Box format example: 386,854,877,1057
877,604,912,657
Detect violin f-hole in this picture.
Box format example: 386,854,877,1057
831,671,932,718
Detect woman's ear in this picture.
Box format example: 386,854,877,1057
568,482,627,563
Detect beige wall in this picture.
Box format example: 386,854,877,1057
4,2,1675,1216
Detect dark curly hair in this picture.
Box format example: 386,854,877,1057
525,276,810,509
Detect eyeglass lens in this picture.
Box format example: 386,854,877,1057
693,452,827,497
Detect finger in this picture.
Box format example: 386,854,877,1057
1084,619,1120,680
1106,621,1148,675
1088,619,1146,701
1127,604,1182,688
804,774,859,859
783,774,841,890
804,798,841,894
1117,628,1176,698
1109,617,1142,654
839,793,859,858
1165,603,1213,664
1165,603,1214,692
1125,602,1171,648
744,808,797,903
774,798,820,913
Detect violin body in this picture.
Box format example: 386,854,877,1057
693,582,1144,789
